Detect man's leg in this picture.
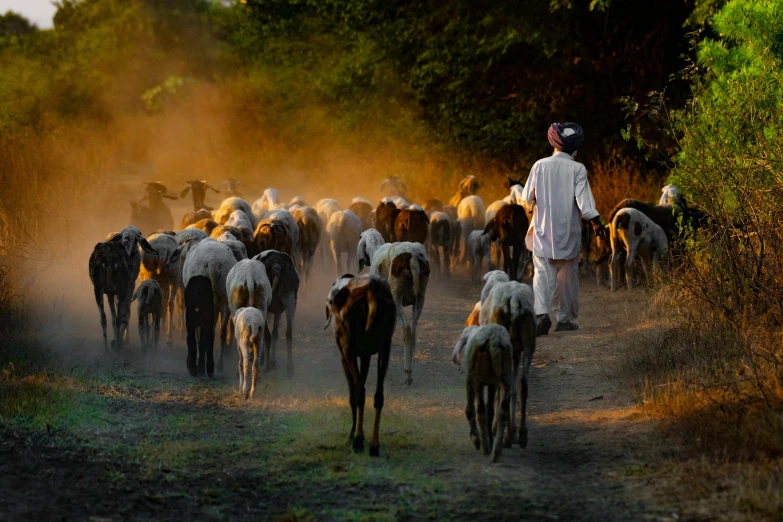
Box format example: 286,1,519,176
532,255,555,335
554,257,580,330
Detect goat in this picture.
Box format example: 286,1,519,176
182,238,237,374
226,209,254,231
179,209,212,230
138,233,184,346
457,195,485,264
325,274,396,456
483,204,529,281
132,279,162,356
374,200,399,243
366,240,430,385
479,281,536,449
232,307,266,399
291,205,322,292
327,210,363,275
449,175,480,206
480,270,510,303
349,199,374,231
252,188,280,217
253,251,299,377
188,218,220,235
180,180,220,211
485,200,508,267
316,198,342,268
468,230,491,284
394,207,429,245
216,232,249,262
609,208,669,291
428,211,452,279
254,217,293,259
89,240,132,351
289,196,308,208
214,197,258,231
465,301,481,326
184,275,215,377
422,199,444,215
452,324,514,461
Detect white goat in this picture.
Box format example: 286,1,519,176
214,197,257,231
216,232,248,262
327,210,363,275
232,307,266,400
226,209,253,231
226,259,273,316
182,238,238,372
479,280,536,449
659,184,684,207
452,324,514,462
480,270,510,303
609,208,669,291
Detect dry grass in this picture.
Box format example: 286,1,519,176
587,152,664,219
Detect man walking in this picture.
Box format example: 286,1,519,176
521,122,605,336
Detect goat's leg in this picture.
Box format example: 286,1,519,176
485,246,492,275
502,243,511,279
153,312,160,353
95,290,108,351
431,249,441,279
108,296,119,350
506,351,521,448
492,382,510,462
331,241,341,277
271,312,281,370
624,241,637,290
397,301,413,386
444,246,451,279
511,243,520,282
465,381,480,450
476,384,490,455
186,317,198,377
176,286,185,340
251,339,260,398
137,313,146,355
353,356,371,453
217,307,230,373
262,320,273,372
486,383,496,450
237,346,245,398
342,357,359,444
284,298,296,378
519,365,529,448
165,283,175,346
370,345,390,457
241,342,252,399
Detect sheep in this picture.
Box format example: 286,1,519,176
482,204,529,281
369,241,430,385
374,200,400,243
325,274,396,456
479,281,536,449
104,226,156,345
188,218,220,235
428,211,452,279
457,195,486,264
609,208,669,291
184,275,215,377
138,233,185,346
480,270,510,303
422,199,444,215
254,217,293,260
182,238,237,373
216,232,248,262
226,209,253,231
468,230,491,284
289,196,308,208
452,324,514,461
465,301,481,326
180,180,220,211
291,205,322,292
348,199,374,231
394,207,429,245
327,210,363,275
89,240,132,351
214,197,257,231
132,279,162,356
232,307,266,399
380,176,407,198
179,209,212,230
448,175,480,206
253,251,299,377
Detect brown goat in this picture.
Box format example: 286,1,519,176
326,274,396,457
375,200,400,243
291,206,322,292
483,204,529,281
180,209,212,230
254,219,293,258
190,218,219,235
394,208,429,244
465,301,481,327
428,211,452,279
348,201,374,231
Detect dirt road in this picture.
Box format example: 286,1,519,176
0,267,673,521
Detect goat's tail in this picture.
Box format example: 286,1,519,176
410,253,428,297
365,288,377,332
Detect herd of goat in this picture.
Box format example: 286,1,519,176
88,174,700,460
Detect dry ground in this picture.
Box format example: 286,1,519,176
0,265,687,521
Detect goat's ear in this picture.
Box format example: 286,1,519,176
179,187,191,198
139,238,156,255
170,244,185,264
324,306,332,329
109,233,122,242
333,286,351,310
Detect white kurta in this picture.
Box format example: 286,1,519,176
521,152,599,260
